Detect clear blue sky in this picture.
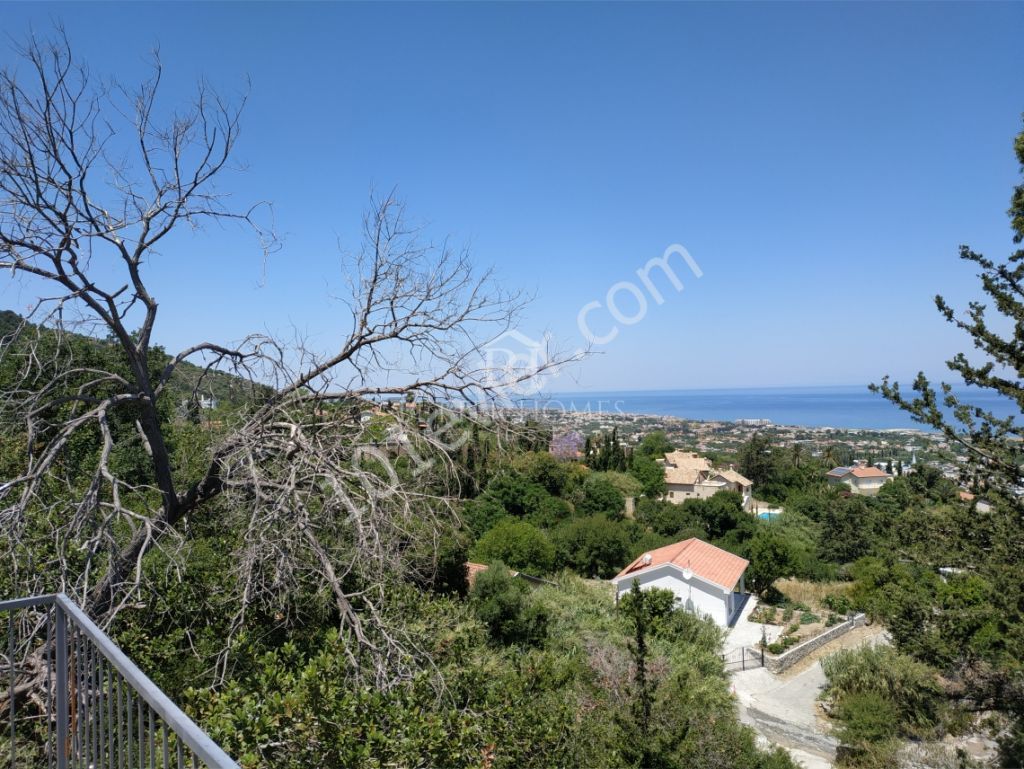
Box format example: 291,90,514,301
2,2,1022,391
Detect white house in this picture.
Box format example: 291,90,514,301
959,490,993,513
660,451,753,509
611,537,749,627
825,465,891,496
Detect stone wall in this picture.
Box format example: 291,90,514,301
762,613,866,674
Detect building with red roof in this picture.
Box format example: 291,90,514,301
826,465,891,496
610,537,749,627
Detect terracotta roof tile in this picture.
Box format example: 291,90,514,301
615,538,748,591
848,467,889,478
465,562,489,588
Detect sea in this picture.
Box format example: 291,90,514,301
518,385,1020,431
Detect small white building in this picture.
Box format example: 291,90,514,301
611,537,749,627
826,465,891,496
660,451,753,509
959,490,993,513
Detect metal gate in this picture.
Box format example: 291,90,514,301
720,645,764,673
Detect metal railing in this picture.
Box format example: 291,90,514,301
0,594,239,769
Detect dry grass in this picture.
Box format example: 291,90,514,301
775,578,851,611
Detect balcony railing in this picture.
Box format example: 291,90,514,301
0,593,238,769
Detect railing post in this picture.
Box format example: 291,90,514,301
0,594,238,769
54,603,68,769
8,612,14,769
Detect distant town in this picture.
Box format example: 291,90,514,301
530,406,961,480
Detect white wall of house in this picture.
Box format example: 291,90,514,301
665,482,696,501
665,481,727,503
614,565,733,626
828,474,890,496
730,481,753,509
850,477,888,495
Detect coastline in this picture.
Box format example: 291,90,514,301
521,402,948,473
514,384,1014,432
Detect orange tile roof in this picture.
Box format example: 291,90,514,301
614,538,749,591
465,562,489,588
848,467,889,478
828,466,890,479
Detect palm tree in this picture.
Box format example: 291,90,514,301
822,445,835,467
790,444,805,468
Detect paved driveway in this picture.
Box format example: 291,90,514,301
730,626,888,769
723,595,782,654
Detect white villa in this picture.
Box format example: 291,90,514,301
611,537,749,627
826,465,891,496
659,451,753,509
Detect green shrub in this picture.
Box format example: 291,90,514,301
750,606,779,624
551,515,631,578
747,525,795,595
781,606,794,622
470,562,549,647
473,519,555,574
766,633,801,655
823,593,854,615
833,691,900,766
617,586,679,637
577,475,626,518
512,451,571,496
822,646,942,734
799,611,819,625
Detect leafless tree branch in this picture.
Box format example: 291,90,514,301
0,31,581,695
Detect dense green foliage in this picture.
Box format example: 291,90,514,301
0,327,802,767
552,515,632,578
472,518,557,575
187,576,795,769
469,562,549,646
858,121,1024,764
821,646,946,767
822,646,944,734
0,320,980,768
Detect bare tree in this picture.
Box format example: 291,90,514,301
0,32,573,691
